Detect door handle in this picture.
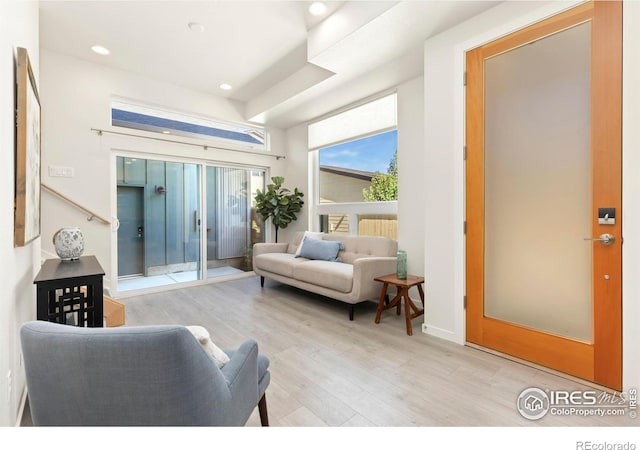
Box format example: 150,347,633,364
584,233,615,246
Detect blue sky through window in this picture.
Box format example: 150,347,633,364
319,130,397,174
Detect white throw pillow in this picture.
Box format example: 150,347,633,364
186,325,230,368
295,231,324,256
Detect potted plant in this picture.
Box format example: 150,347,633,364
254,176,304,243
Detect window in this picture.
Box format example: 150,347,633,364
111,100,267,150
309,93,398,238
318,130,397,203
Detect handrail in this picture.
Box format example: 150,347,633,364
41,183,111,225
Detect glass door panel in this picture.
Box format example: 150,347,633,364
205,166,265,279
483,23,592,342
116,156,202,291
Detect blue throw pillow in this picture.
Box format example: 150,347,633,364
296,237,344,262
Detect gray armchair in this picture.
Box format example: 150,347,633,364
20,320,270,426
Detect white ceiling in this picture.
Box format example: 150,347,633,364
39,1,500,129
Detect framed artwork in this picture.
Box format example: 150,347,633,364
15,47,41,247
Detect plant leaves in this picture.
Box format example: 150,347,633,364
253,176,304,239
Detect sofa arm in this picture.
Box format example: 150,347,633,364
352,256,398,300
253,242,289,257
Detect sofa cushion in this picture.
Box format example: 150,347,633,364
295,231,324,256
293,260,353,293
254,253,309,278
323,234,398,264
297,237,344,262
287,231,313,254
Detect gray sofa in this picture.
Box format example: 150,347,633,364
253,232,397,320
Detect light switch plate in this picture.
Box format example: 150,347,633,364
49,166,74,178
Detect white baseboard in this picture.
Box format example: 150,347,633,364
422,323,460,343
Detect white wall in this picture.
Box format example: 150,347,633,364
0,0,40,427
423,0,640,390
278,123,310,243
397,76,424,276
621,0,640,395
40,49,286,290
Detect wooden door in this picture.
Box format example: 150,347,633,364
465,1,622,390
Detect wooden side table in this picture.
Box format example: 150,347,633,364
374,273,425,335
33,256,105,327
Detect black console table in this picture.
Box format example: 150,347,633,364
33,255,105,327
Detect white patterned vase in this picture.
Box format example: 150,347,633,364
53,227,85,261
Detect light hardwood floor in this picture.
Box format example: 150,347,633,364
111,275,635,428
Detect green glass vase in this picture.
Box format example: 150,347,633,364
396,250,407,280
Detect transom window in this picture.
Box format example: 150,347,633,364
111,100,266,150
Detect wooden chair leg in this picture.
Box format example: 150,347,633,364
258,394,269,426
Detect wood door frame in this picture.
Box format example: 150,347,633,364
465,1,622,390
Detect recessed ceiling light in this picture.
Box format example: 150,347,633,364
219,83,232,91
91,45,110,56
188,22,205,33
308,2,327,16
162,130,171,134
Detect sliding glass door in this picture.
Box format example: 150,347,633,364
116,156,265,292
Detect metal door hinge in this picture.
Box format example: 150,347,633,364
464,72,467,86
464,221,467,235
464,146,467,161
464,296,467,309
